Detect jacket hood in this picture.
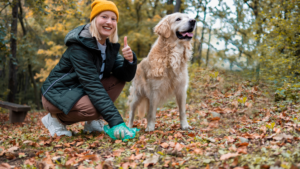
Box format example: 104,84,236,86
64,24,113,50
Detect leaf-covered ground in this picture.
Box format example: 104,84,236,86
1,68,300,169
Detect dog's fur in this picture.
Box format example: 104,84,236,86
128,13,196,131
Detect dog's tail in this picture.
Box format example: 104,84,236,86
127,83,135,107
127,82,148,120
137,98,148,120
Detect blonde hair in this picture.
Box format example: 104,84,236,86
89,14,119,43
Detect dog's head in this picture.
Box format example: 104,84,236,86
154,13,196,40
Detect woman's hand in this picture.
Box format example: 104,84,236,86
103,123,139,142
122,36,133,62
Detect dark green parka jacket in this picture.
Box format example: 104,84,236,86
41,24,137,127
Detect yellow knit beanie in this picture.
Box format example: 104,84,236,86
90,0,119,22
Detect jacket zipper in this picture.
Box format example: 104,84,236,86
43,68,74,96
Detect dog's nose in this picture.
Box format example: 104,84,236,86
189,19,196,26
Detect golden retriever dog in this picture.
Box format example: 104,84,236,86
128,13,196,131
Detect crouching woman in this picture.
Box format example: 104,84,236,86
41,0,137,140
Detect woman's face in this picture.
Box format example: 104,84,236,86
96,11,117,39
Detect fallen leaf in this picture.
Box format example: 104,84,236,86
169,142,176,148
232,157,239,166
274,128,281,133
188,133,196,137
245,102,252,108
129,154,135,161
229,145,237,151
260,126,267,133
121,162,130,169
209,117,221,121
224,136,235,143
115,140,122,143
196,110,206,117
0,163,11,169
174,143,184,151
236,142,249,147
290,164,298,169
208,121,219,128
160,142,169,149
220,153,240,160
143,154,160,167
76,142,84,147
163,160,170,167
23,140,33,145
194,148,203,155
82,154,101,162
260,165,270,169
38,136,49,141
237,146,247,154
18,152,26,158
5,152,15,160
262,111,270,121
174,132,183,138
65,157,77,166
42,152,55,167
130,162,137,168
232,100,239,108
273,133,293,141
113,148,125,156
25,157,36,166
7,146,19,153
135,153,144,160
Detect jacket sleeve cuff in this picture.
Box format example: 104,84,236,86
108,117,124,128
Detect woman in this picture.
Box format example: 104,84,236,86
41,0,137,140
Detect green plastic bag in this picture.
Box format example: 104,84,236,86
104,123,139,142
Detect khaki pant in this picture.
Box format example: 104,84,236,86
42,76,125,125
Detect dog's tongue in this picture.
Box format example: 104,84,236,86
181,32,194,37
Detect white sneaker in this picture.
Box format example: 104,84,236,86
41,113,72,137
83,120,104,133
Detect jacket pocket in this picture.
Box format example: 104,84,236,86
60,88,72,97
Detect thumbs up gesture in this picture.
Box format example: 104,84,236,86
122,36,133,63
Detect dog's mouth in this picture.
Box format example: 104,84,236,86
176,28,194,40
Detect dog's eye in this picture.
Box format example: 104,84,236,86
176,18,181,21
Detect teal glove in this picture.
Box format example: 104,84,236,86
104,123,140,142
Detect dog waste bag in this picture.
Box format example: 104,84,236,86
104,123,140,141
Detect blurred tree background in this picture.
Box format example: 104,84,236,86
0,0,299,110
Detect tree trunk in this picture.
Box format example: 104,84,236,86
206,25,212,67
24,72,29,101
197,6,207,66
0,56,5,79
28,62,41,110
8,0,19,103
192,24,198,64
18,0,40,109
174,0,181,12
167,0,174,14
18,0,26,36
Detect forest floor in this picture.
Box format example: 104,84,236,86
1,68,300,169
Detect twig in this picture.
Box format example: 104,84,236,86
0,2,10,13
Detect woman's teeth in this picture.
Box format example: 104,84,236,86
103,27,112,30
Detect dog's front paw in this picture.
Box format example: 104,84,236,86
181,124,192,130
145,126,155,132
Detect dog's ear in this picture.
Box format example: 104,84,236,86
154,16,171,38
